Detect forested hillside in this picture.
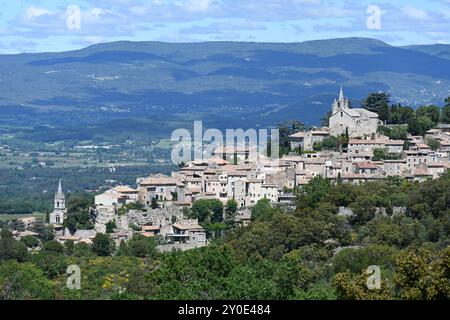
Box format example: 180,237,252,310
1,173,449,300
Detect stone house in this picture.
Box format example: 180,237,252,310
165,219,206,245
137,174,179,204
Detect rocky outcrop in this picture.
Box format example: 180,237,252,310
93,205,184,233
94,206,116,233
126,206,184,229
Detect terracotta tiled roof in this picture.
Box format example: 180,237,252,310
356,162,379,169
385,140,404,145
172,223,204,231
142,226,160,231
113,185,137,193
140,175,179,186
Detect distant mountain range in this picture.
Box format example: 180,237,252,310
1,37,450,131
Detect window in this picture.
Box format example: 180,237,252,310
341,112,343,117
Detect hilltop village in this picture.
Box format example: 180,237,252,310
96,87,449,210
12,87,450,251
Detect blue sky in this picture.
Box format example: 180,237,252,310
0,0,449,54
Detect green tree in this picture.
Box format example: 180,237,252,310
389,104,414,124
426,138,440,151
64,240,74,255
20,235,40,249
357,215,426,248
321,111,332,127
31,221,54,242
0,261,54,300
408,115,434,136
331,245,399,275
278,120,305,155
118,234,158,258
73,242,94,258
9,220,25,232
92,233,115,257
362,92,391,122
151,198,159,209
377,125,408,140
191,199,224,223
64,193,94,233
313,142,323,151
321,136,340,151
442,97,450,123
296,176,331,211
42,240,64,254
106,219,117,234
0,229,29,262
33,251,67,279
394,247,450,299
225,199,238,218
372,148,387,161
251,198,276,222
416,105,440,124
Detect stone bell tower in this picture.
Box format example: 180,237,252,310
49,179,66,225
332,84,350,114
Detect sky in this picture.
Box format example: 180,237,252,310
0,0,450,54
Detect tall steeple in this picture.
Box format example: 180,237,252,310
50,179,66,225
332,85,349,113
57,179,63,197
54,179,65,210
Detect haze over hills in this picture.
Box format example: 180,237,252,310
1,37,450,142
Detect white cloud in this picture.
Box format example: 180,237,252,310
90,8,110,17
402,6,429,21
179,20,266,35
25,6,51,20
184,0,210,12
129,6,148,15
83,8,113,23
3,0,450,50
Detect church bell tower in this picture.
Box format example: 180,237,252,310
49,179,66,225
332,85,349,114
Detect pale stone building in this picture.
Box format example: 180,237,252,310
348,139,386,160
383,160,407,176
289,128,330,151
95,189,125,207
165,219,207,245
329,86,382,138
137,174,178,204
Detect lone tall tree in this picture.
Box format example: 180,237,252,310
442,97,450,123
362,92,391,123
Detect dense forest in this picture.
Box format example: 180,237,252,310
1,172,449,300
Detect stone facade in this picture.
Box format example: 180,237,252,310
329,86,382,138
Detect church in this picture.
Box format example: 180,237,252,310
49,179,66,225
329,86,382,138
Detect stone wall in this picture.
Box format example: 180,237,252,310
93,205,185,233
